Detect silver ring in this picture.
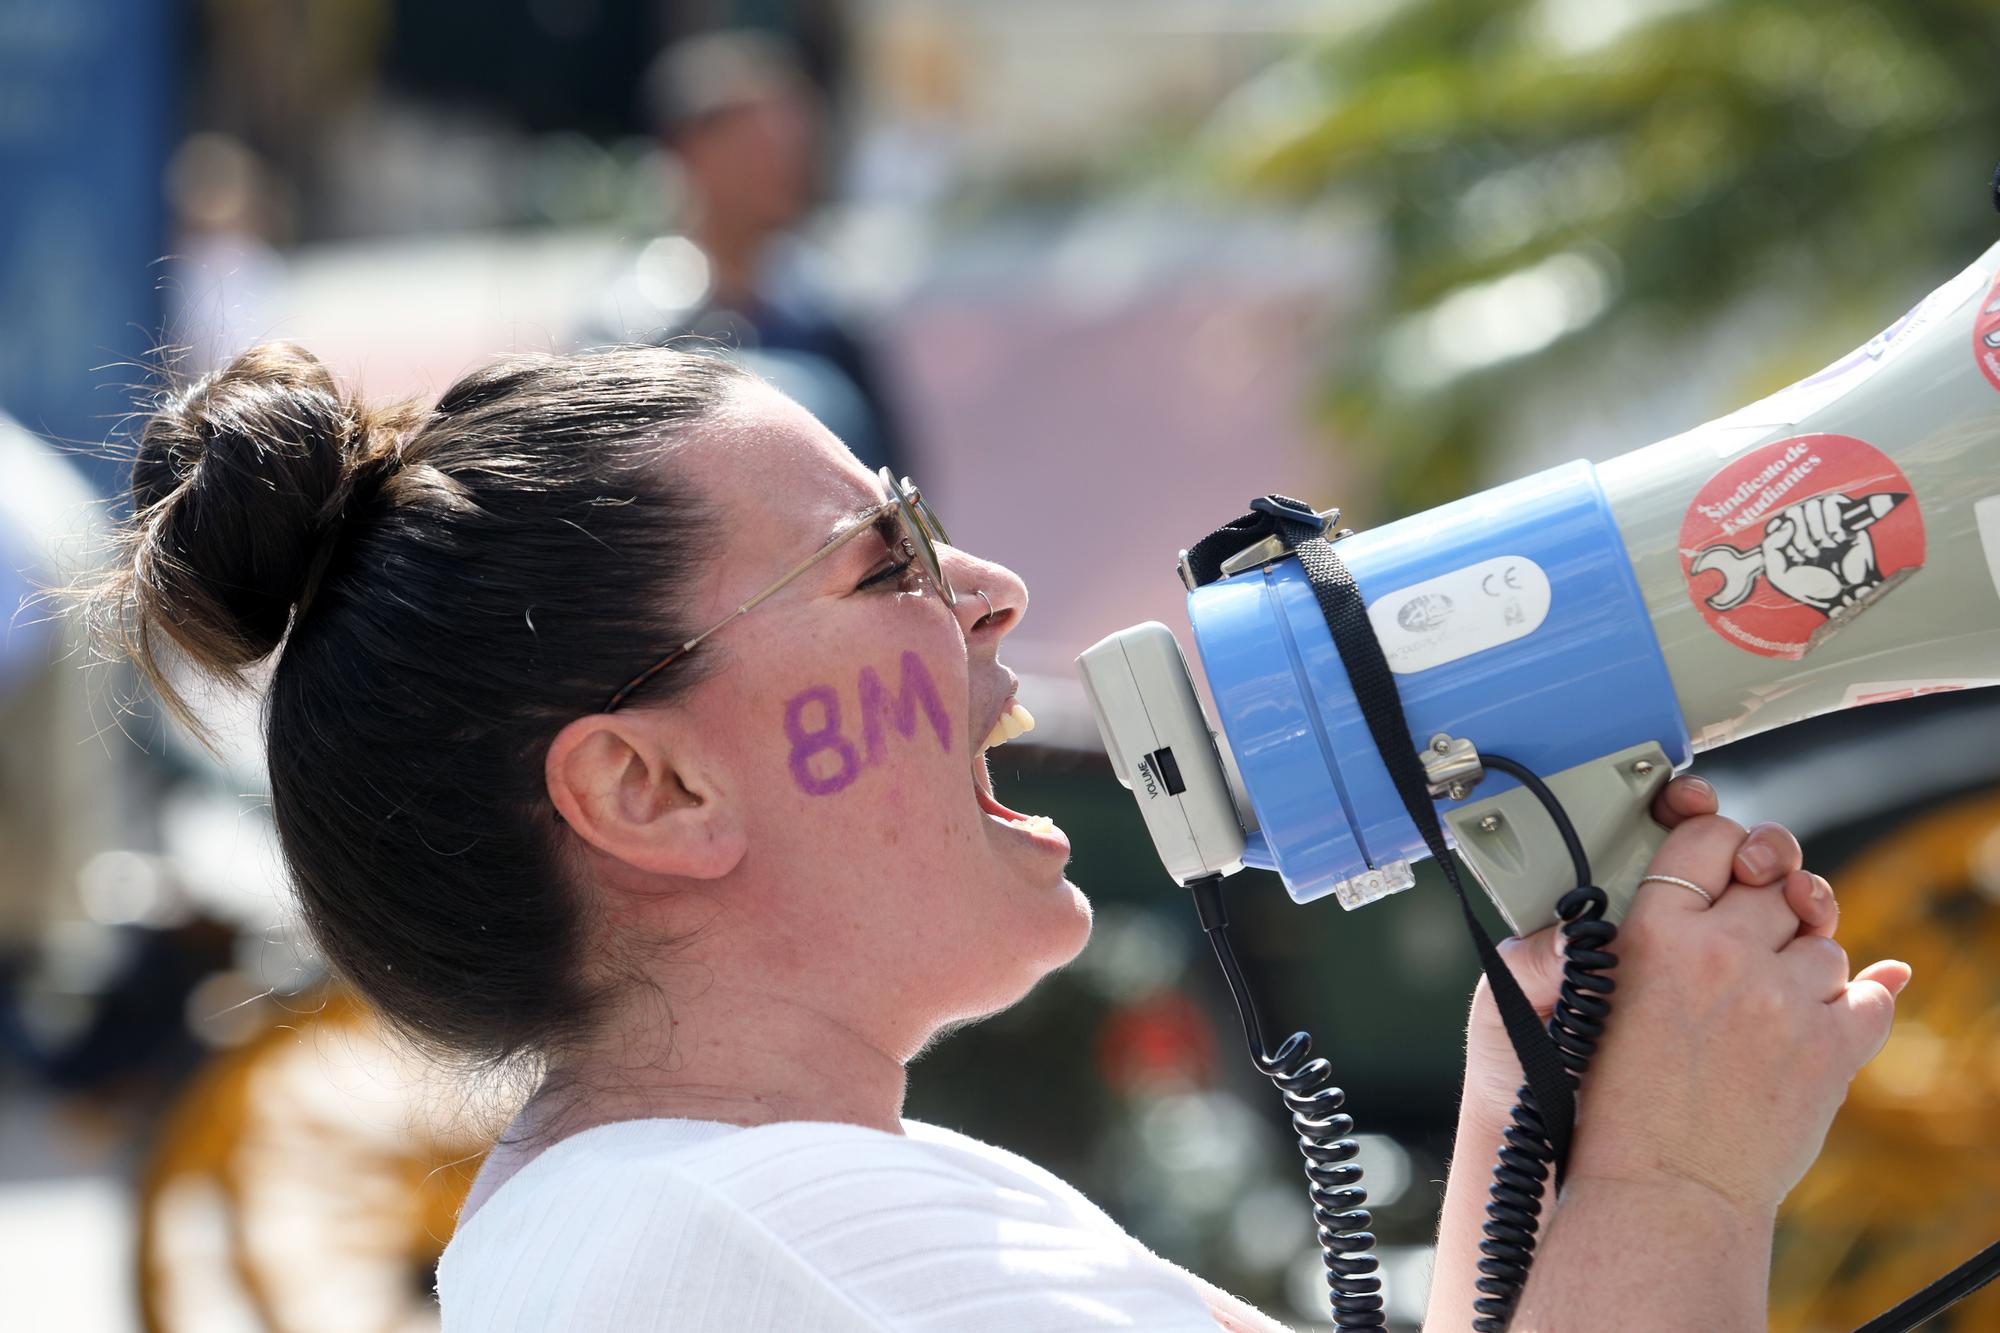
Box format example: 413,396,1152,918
974,589,994,619
1638,874,1715,906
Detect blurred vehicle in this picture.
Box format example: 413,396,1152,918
138,988,489,1333
1768,785,2000,1332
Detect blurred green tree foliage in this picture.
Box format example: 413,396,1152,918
1214,0,2000,514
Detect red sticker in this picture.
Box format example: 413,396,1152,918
1678,434,1924,659
1977,268,2000,391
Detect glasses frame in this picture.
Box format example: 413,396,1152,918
604,467,955,712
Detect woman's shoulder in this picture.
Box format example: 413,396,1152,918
441,1115,1068,1262
439,1119,887,1331
452,1115,1116,1236
899,1119,1123,1222
449,1116,1103,1233
438,1117,1219,1332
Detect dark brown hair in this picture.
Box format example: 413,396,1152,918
91,342,746,1064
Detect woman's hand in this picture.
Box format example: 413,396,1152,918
1460,775,1826,1126
1561,811,1910,1220
1433,774,1912,1332
1503,809,1911,1331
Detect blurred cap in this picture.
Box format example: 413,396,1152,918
644,29,812,138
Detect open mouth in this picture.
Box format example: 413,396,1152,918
973,697,1064,842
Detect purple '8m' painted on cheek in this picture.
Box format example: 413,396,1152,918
783,651,953,796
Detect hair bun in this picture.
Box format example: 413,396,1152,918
128,342,371,672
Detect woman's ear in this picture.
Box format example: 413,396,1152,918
545,712,745,880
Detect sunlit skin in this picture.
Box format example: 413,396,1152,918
511,379,1090,1158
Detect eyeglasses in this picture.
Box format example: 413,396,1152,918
604,467,955,711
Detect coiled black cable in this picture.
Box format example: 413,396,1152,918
1189,751,1613,1331
1188,874,1385,1331
1470,753,1619,1333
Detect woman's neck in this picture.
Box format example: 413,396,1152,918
522,975,912,1144
459,989,911,1231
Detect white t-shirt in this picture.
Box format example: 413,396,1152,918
437,1117,1222,1331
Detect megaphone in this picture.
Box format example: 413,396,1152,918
1079,238,2000,1333
1080,238,2000,935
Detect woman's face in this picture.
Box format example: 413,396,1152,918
661,380,1090,1046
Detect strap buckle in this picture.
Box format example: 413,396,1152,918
1177,498,1349,590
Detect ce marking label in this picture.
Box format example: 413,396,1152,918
1367,555,1552,674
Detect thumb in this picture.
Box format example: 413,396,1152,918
1494,923,1567,1014
1836,960,1911,1069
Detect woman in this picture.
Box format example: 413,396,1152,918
96,342,1908,1331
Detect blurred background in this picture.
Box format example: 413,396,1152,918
4,0,2000,1329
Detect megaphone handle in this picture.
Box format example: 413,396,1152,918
1611,811,1675,924
1446,744,1675,933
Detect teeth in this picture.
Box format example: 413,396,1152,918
980,701,1036,753
1011,813,1056,836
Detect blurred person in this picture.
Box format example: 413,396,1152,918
585,29,910,479
162,133,289,377
0,417,120,1031
85,341,1907,1331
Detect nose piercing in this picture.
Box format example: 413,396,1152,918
975,589,995,620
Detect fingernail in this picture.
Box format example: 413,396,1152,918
1890,965,1912,997
1684,776,1715,800
1738,845,1776,879
1809,874,1832,911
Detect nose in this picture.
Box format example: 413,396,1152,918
944,546,1027,645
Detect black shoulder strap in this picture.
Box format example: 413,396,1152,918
1187,498,1580,1182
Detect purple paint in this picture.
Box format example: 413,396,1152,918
783,652,954,796
784,684,861,795
858,650,953,764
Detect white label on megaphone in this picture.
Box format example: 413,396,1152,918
1365,555,1552,675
